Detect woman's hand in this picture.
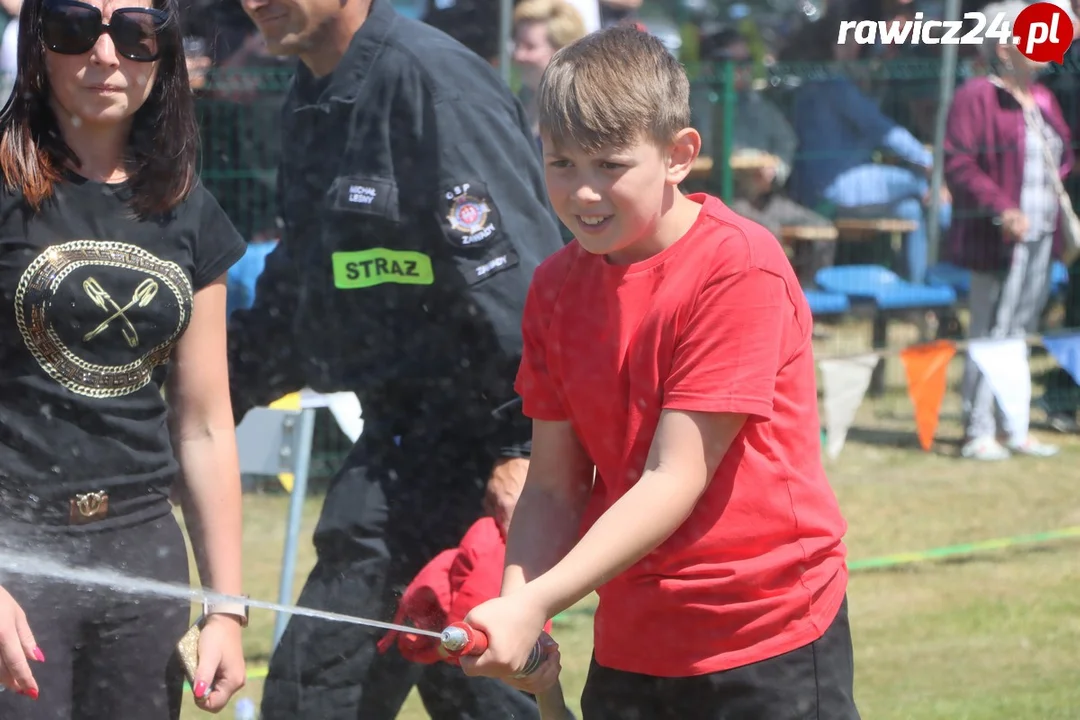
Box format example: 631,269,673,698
191,615,246,713
0,586,43,699
1001,208,1029,242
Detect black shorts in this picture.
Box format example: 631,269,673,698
580,596,861,720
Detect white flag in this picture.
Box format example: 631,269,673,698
967,338,1030,443
819,354,879,459
298,389,364,442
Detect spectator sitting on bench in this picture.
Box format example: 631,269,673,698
696,26,835,288
783,10,950,286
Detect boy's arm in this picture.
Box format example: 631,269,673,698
520,408,745,619
500,419,595,598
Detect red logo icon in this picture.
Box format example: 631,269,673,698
1013,1,1075,64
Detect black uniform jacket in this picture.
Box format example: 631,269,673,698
228,0,564,458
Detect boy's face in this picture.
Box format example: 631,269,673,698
542,134,680,259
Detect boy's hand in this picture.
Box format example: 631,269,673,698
457,594,549,681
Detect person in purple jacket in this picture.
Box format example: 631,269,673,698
944,0,1075,462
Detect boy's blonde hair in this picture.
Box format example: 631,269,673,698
513,0,587,50
538,25,690,153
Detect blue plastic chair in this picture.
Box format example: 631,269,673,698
815,265,957,396
815,265,958,310
804,289,851,316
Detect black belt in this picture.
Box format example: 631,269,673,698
0,483,171,526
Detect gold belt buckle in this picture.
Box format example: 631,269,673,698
69,491,109,525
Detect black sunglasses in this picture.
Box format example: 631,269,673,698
41,0,168,62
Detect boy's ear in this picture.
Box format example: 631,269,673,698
666,128,701,186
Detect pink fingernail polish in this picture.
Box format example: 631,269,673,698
32,647,45,663
18,688,39,700
193,681,208,698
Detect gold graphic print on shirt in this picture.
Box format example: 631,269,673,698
15,240,193,398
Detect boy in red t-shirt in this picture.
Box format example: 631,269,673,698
459,25,860,719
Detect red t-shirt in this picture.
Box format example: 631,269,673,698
514,193,849,677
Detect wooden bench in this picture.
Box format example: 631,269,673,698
832,217,919,270
833,217,918,246
686,153,782,183
688,156,713,182
776,224,839,260
729,152,780,171
780,224,839,242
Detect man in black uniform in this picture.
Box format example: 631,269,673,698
229,0,565,716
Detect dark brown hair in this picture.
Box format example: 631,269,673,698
0,0,199,217
538,24,690,153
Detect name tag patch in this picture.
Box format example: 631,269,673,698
348,185,377,205
332,249,434,289
331,176,399,220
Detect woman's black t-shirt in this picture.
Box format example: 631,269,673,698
0,173,246,502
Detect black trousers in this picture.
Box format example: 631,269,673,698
0,503,190,720
260,427,540,720
580,596,861,720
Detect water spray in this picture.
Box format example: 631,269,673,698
0,549,543,673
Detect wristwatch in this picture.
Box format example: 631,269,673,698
202,597,250,628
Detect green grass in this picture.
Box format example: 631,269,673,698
178,329,1080,717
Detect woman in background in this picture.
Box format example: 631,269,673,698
512,0,587,143
944,0,1073,461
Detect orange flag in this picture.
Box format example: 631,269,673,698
899,340,957,451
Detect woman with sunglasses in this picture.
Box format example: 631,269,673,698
0,0,248,716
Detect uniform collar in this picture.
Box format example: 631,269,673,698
294,0,397,108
